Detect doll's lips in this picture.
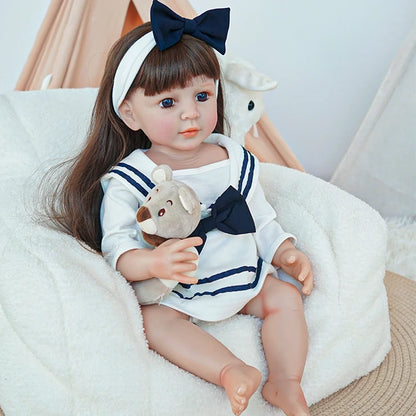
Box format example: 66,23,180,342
180,128,199,138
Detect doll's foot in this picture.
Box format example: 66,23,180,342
220,363,262,415
262,378,310,416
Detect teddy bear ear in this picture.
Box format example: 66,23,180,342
152,164,173,184
178,186,198,214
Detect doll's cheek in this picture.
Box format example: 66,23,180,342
209,113,218,130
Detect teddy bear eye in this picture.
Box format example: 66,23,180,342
167,200,173,205
248,100,255,111
158,208,166,217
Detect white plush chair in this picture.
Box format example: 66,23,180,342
0,87,389,416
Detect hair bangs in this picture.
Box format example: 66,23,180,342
133,34,221,96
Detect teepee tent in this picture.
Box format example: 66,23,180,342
14,0,303,170
15,0,196,90
331,19,416,217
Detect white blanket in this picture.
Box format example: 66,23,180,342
0,88,390,416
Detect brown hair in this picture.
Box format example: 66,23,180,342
44,22,225,252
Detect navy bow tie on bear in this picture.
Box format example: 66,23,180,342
150,0,230,54
189,186,256,254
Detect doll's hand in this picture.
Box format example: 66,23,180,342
150,237,202,285
274,241,314,296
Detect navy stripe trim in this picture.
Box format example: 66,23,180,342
180,265,257,289
237,148,249,194
237,147,255,199
173,258,263,300
242,152,255,199
109,169,149,197
117,162,155,189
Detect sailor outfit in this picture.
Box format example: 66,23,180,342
101,134,295,322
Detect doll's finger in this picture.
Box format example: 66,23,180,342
286,254,296,265
172,273,198,285
279,249,297,267
297,264,310,282
302,286,313,296
172,260,198,274
301,272,314,295
174,250,199,262
177,237,203,250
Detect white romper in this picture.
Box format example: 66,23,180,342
100,134,295,322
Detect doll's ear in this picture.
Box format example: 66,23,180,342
118,99,141,131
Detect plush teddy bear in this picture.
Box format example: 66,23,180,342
131,165,201,305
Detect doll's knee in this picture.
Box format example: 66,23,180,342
262,278,304,316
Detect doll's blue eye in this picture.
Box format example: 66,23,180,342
160,98,174,108
196,92,208,102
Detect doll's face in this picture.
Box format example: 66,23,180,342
121,75,218,155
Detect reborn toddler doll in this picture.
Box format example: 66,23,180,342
50,1,314,415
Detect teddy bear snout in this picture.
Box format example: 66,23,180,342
136,206,158,235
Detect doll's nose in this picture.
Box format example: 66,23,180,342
181,102,199,120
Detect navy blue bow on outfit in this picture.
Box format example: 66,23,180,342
150,0,230,54
189,186,256,254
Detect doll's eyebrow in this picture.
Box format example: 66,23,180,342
167,200,173,205
199,82,216,90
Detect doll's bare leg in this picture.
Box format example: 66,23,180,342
240,275,310,416
142,304,261,415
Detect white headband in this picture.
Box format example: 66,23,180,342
112,31,157,118
112,30,221,119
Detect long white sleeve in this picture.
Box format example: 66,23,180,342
100,179,148,269
248,180,296,264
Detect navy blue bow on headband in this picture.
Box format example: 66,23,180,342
150,0,230,55
189,186,256,254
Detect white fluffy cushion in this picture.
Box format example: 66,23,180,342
0,88,390,416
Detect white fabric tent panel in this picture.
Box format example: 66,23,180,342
331,20,416,217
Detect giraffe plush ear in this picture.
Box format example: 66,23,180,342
151,164,173,184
